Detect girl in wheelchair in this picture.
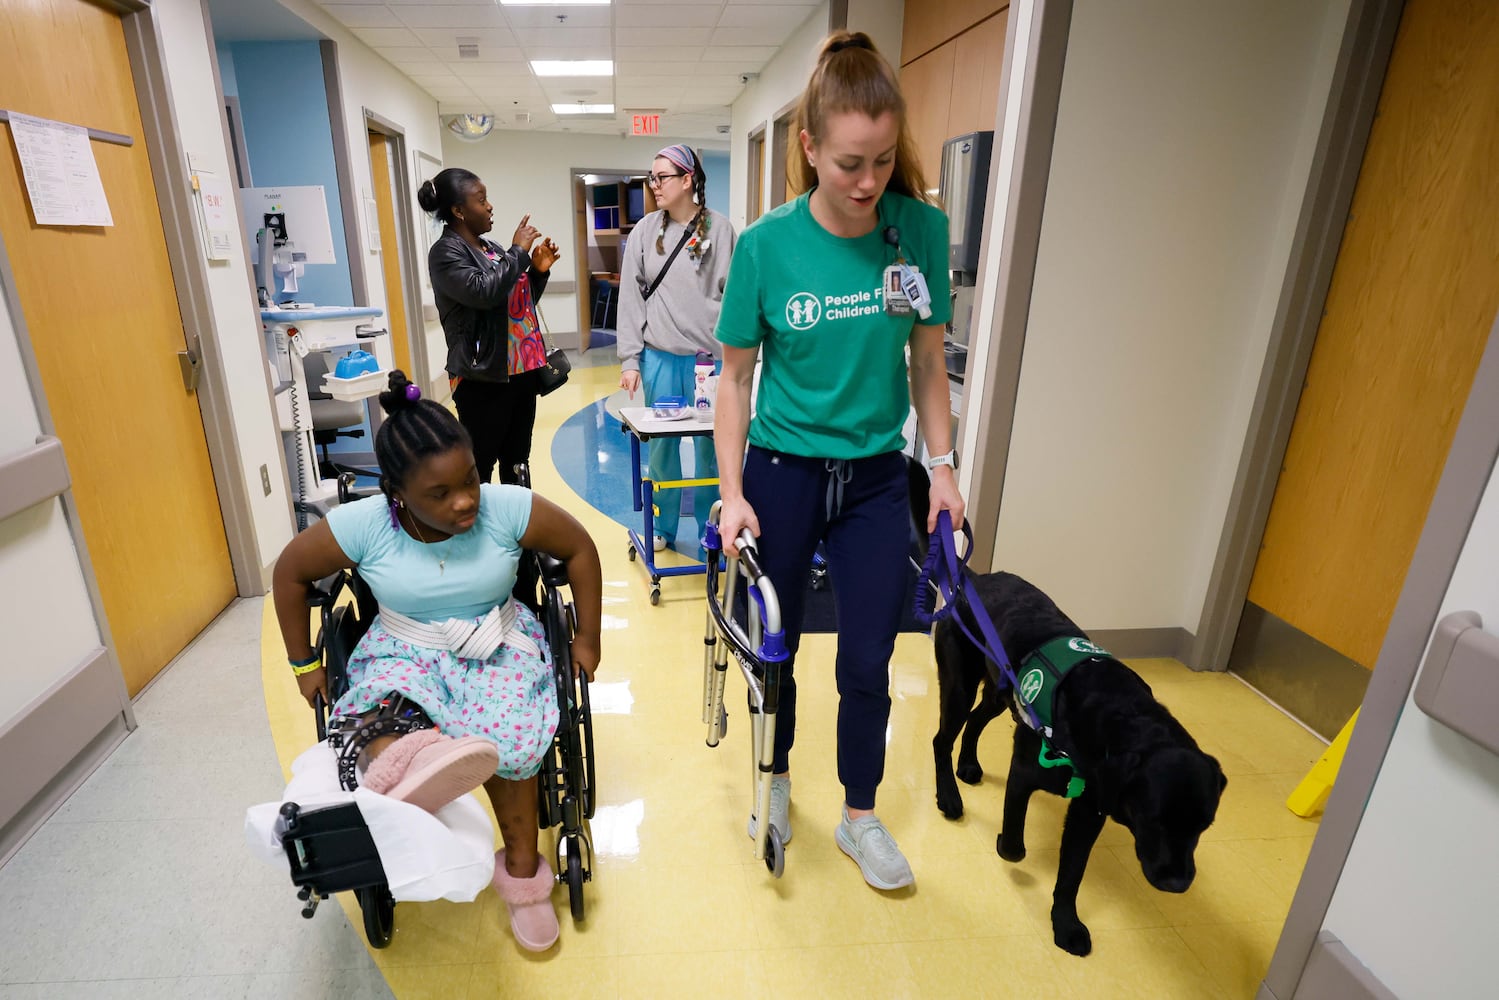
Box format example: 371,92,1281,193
272,370,602,953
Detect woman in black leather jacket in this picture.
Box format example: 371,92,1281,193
419,168,560,485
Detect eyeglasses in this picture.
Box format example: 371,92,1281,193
647,171,686,187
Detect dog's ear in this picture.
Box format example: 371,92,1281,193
1093,751,1139,817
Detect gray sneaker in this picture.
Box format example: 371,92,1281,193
746,775,792,844
835,806,914,890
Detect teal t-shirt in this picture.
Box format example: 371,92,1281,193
325,483,533,623
715,190,951,459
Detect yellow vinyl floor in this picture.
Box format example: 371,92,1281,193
257,362,1326,1000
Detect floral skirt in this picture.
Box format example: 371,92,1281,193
332,603,559,780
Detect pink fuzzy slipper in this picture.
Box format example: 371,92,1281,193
362,729,498,813
492,849,559,952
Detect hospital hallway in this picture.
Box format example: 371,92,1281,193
0,355,1327,1000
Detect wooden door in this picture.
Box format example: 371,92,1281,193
1247,0,1499,668
366,131,411,374
0,0,235,694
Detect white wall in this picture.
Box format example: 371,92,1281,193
439,129,727,352
157,0,295,579
990,0,1351,633
728,2,829,230
1321,450,1499,998
0,278,102,729
845,0,904,67
276,0,447,393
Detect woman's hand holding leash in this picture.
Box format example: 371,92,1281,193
927,465,965,534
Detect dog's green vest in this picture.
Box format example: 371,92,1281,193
1013,637,1113,799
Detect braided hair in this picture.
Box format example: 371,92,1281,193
374,371,472,519
653,144,711,259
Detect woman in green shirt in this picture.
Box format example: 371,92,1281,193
714,31,965,892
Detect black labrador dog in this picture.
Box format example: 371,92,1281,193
909,462,1226,956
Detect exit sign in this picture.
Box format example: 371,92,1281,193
632,114,660,136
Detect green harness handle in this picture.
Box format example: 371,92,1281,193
1038,742,1086,799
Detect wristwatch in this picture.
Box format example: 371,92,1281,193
927,450,959,472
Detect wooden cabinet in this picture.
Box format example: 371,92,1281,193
900,10,1008,184
902,0,1006,65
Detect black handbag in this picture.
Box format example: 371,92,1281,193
533,303,570,396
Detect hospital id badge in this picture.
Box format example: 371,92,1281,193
884,264,913,316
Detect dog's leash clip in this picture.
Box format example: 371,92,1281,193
1038,743,1087,799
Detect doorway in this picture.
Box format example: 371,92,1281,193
1228,0,1499,739
570,168,655,357
0,0,237,695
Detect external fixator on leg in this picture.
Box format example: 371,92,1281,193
328,695,434,792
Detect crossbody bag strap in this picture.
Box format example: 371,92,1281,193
642,211,700,302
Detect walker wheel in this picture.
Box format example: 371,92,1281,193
357,884,395,948
649,586,661,606
765,826,786,878
566,838,586,921
627,545,637,562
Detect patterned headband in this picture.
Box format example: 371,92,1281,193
655,144,697,177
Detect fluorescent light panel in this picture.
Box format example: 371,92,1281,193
531,60,613,77
552,103,614,115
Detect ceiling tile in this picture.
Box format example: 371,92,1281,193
525,44,614,62
374,45,443,63
320,4,402,29
615,25,712,47
392,5,508,30
614,46,705,63
707,24,795,46
717,4,817,28
456,63,537,80
409,27,518,49
499,7,613,30
616,4,723,28
348,26,424,47
512,26,613,48
701,44,780,65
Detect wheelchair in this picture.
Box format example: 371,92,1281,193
277,475,597,947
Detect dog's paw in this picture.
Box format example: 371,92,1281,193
955,761,983,785
1053,919,1092,957
996,834,1025,863
935,784,964,820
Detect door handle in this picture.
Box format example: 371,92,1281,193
177,335,203,393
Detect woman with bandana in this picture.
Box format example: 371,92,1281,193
616,144,736,553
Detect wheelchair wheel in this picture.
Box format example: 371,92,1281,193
566,838,585,921
356,884,395,948
765,826,786,879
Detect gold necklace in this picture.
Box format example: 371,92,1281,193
404,508,453,574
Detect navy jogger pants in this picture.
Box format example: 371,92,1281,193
741,445,911,810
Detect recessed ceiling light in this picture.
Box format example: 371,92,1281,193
531,60,613,77
552,103,614,115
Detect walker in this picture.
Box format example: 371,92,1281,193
701,502,789,877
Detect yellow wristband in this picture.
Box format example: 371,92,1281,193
289,656,321,675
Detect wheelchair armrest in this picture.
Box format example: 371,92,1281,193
307,571,347,608
537,552,569,588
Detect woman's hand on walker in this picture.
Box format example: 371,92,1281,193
619,370,641,399
571,633,601,681
295,665,328,709
718,496,760,557
927,465,966,534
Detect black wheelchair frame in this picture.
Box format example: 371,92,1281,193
278,475,596,947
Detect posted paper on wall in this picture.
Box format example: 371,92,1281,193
194,172,236,260
7,111,113,227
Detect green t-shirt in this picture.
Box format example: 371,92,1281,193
715,190,951,459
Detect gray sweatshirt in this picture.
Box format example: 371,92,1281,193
616,207,736,371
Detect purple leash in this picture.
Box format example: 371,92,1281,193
915,511,1048,735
